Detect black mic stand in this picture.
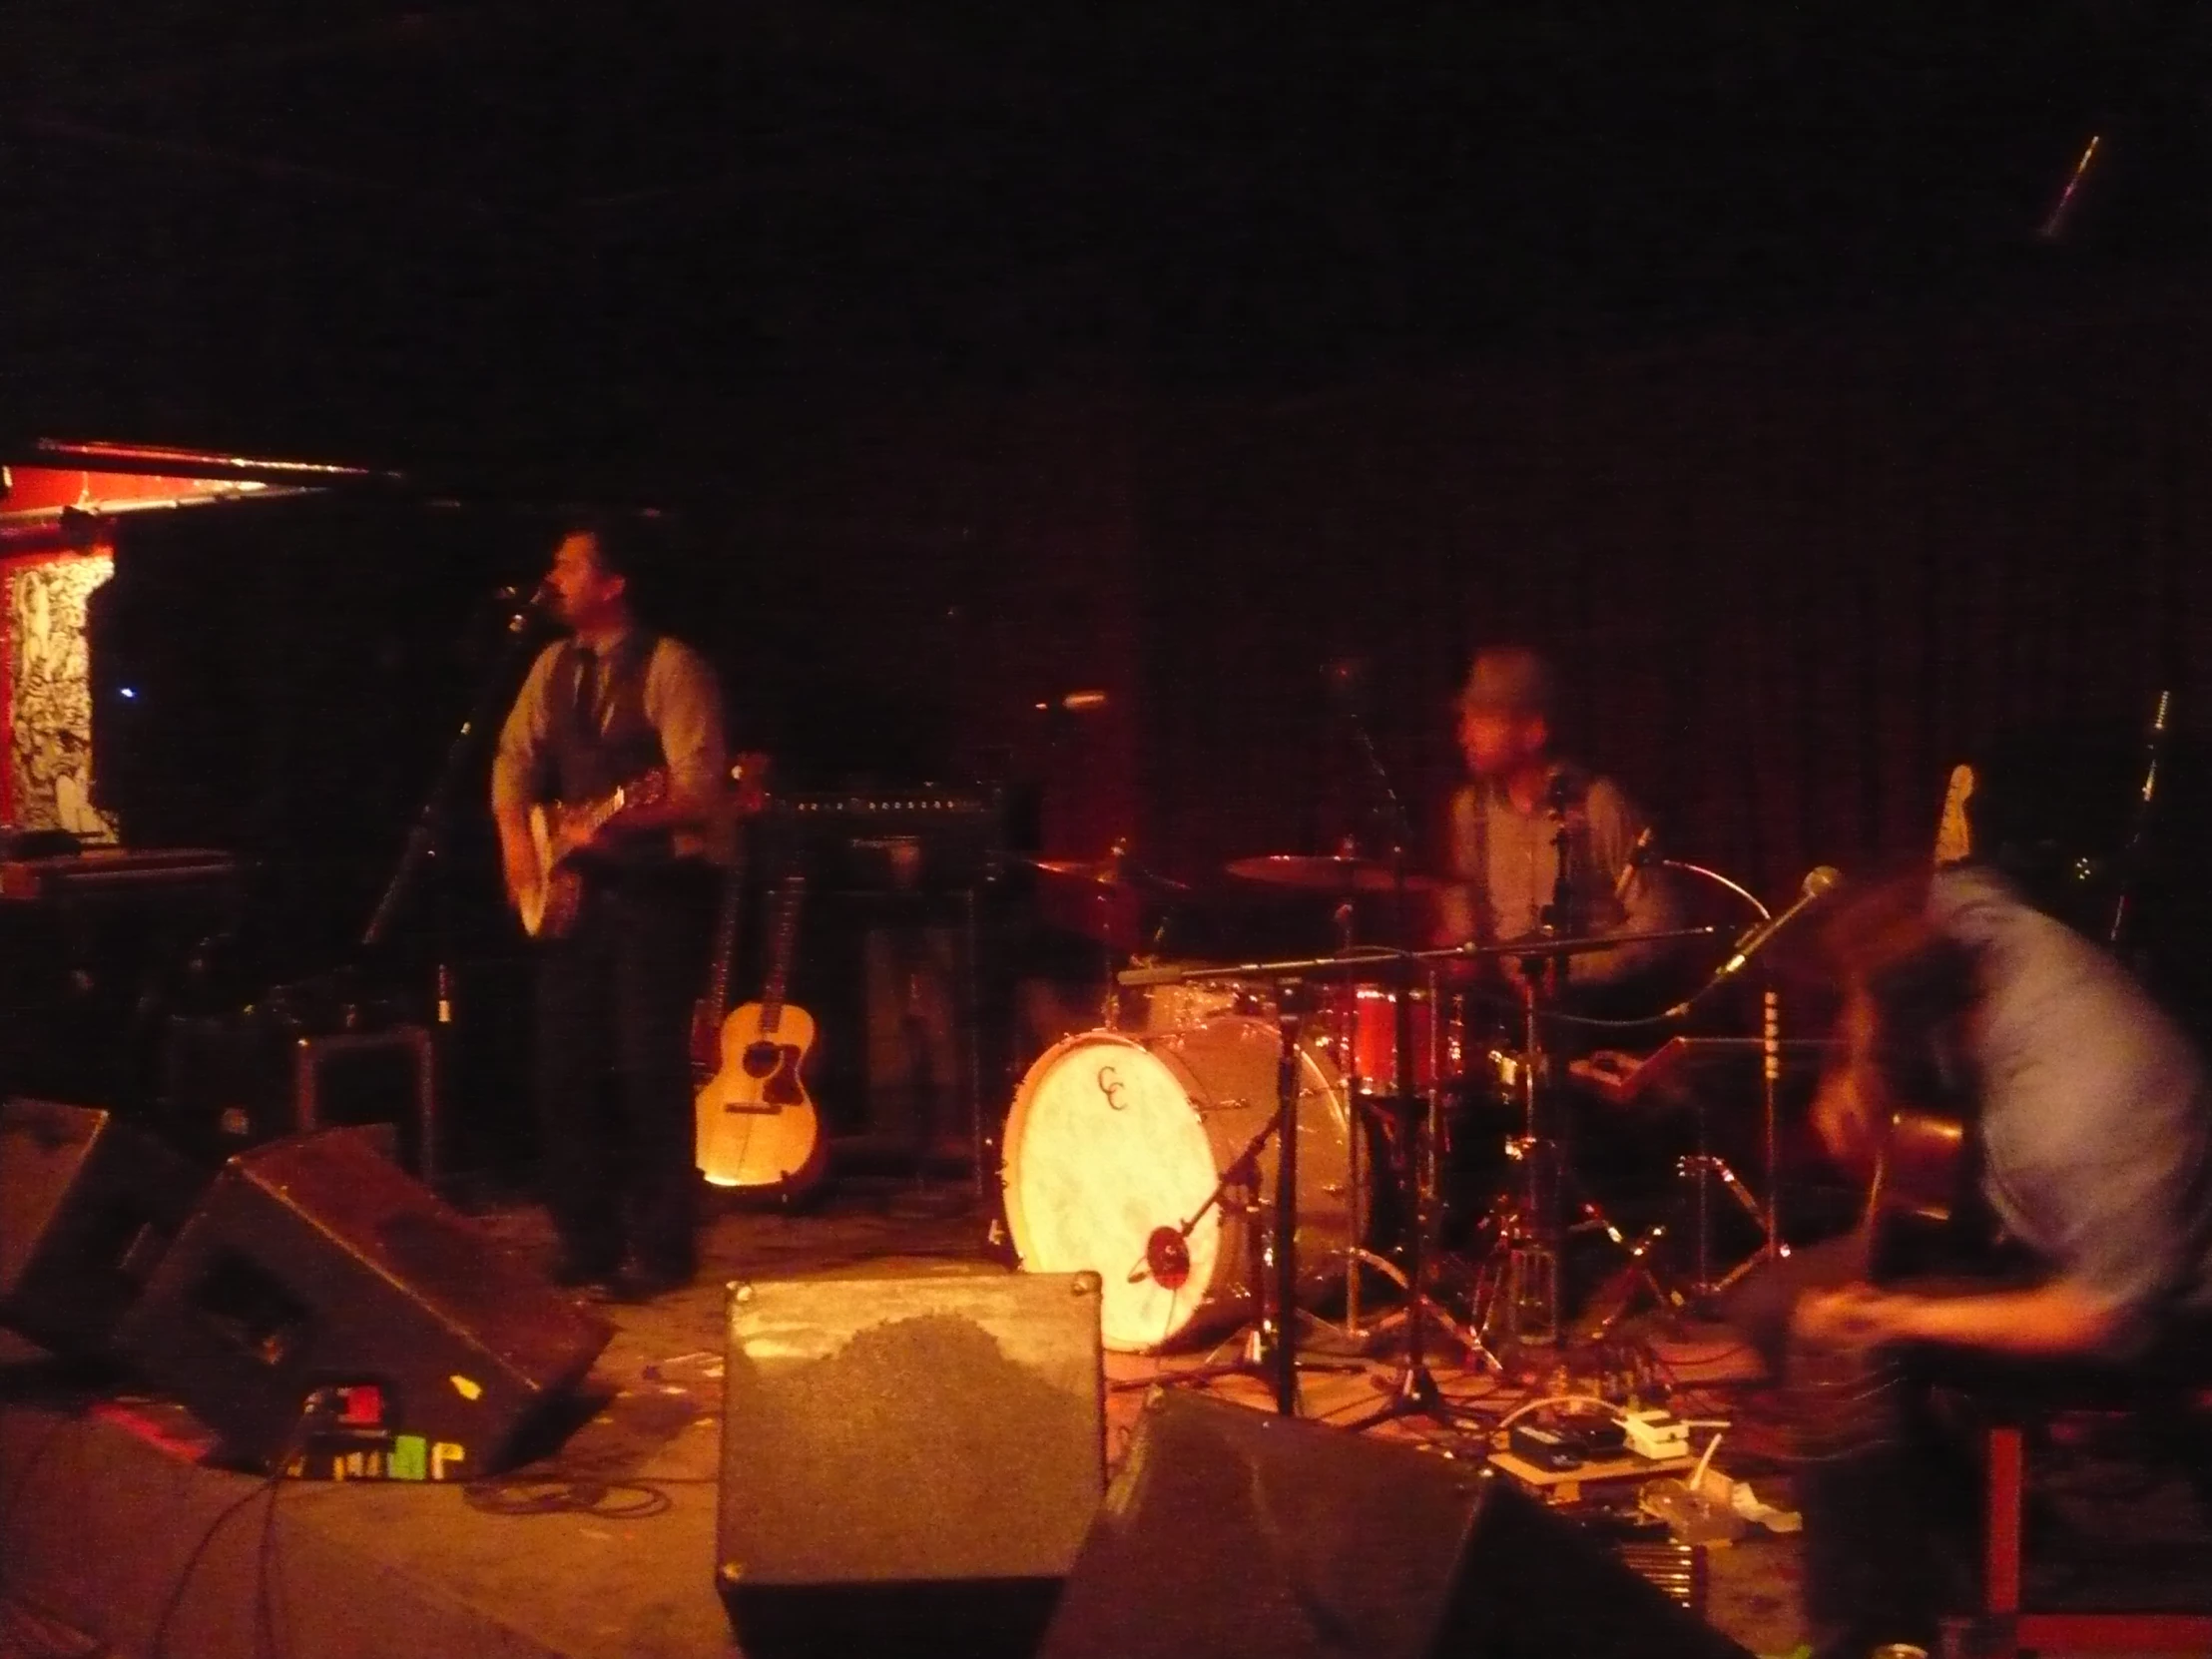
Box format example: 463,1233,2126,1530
362,597,549,949
1334,712,1499,1436
356,591,552,1178
1116,954,1391,1416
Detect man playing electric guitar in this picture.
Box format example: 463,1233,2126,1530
1725,861,2212,1659
492,516,735,1302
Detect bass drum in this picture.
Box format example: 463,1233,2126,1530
1001,1016,1357,1354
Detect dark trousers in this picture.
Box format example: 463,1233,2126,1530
534,861,714,1277
1726,1235,2212,1659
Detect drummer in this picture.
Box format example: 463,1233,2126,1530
1433,645,1684,1006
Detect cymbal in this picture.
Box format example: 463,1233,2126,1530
1225,853,1441,894
1017,853,1191,893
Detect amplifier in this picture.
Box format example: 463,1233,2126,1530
771,789,1000,892
160,1017,436,1181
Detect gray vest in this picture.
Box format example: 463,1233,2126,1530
546,634,675,865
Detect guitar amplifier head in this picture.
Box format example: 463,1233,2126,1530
771,790,1001,892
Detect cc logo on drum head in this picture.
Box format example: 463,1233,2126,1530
1095,1064,1128,1110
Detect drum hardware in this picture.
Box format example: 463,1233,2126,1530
1309,691,1497,1435
1431,924,1723,1354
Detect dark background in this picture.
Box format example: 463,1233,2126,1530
9,5,2212,1167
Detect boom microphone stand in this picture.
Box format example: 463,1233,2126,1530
362,585,551,953
1118,952,1388,1416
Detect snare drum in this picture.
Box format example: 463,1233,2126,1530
1324,983,1463,1095
1139,971,1276,1032
1000,1015,1357,1353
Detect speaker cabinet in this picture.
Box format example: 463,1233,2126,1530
1040,1390,1754,1659
112,1127,611,1478
0,1098,205,1359
717,1271,1104,1659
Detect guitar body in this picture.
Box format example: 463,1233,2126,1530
520,802,585,939
1788,1096,1978,1456
695,869,822,1198
696,1002,825,1196
518,770,669,940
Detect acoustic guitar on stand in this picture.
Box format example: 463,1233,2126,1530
696,873,825,1198
690,754,774,1083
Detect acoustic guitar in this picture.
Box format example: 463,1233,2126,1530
518,770,668,939
695,874,825,1197
1788,1075,1979,1457
690,754,773,1083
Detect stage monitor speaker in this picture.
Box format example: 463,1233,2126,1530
717,1270,1104,1659
0,1097,206,1359
112,1127,611,1478
1039,1390,1755,1659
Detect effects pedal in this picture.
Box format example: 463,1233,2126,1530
1507,1422,1587,1471
1621,1407,1690,1460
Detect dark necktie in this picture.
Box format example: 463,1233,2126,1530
573,646,603,733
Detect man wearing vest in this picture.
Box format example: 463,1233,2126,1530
492,518,731,1300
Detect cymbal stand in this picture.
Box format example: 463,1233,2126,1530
1343,958,1499,1435
1325,709,1498,1433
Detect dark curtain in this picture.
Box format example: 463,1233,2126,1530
1135,279,2212,953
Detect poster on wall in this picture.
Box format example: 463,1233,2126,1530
3,549,122,843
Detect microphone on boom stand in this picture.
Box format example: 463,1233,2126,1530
1663,865,1844,1021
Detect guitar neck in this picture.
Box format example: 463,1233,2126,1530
759,877,807,1034
705,754,772,1018
702,854,746,1020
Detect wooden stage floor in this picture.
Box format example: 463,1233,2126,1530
3,1182,2200,1659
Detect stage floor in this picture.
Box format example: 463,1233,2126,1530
5,1181,2199,1659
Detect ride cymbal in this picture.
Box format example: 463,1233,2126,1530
1224,853,1441,894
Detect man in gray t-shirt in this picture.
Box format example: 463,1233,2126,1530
1727,862,2212,1659
1797,863,2212,1360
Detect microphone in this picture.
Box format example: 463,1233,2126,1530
1662,864,1842,1021
1717,866,1844,982
498,581,558,631
1613,827,1656,902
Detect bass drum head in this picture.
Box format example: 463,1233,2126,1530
1002,1031,1229,1352
1001,1020,1352,1353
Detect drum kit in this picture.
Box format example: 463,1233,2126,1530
998,840,1749,1420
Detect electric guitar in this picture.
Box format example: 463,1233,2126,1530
695,874,825,1197
518,770,669,939
690,755,773,1082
